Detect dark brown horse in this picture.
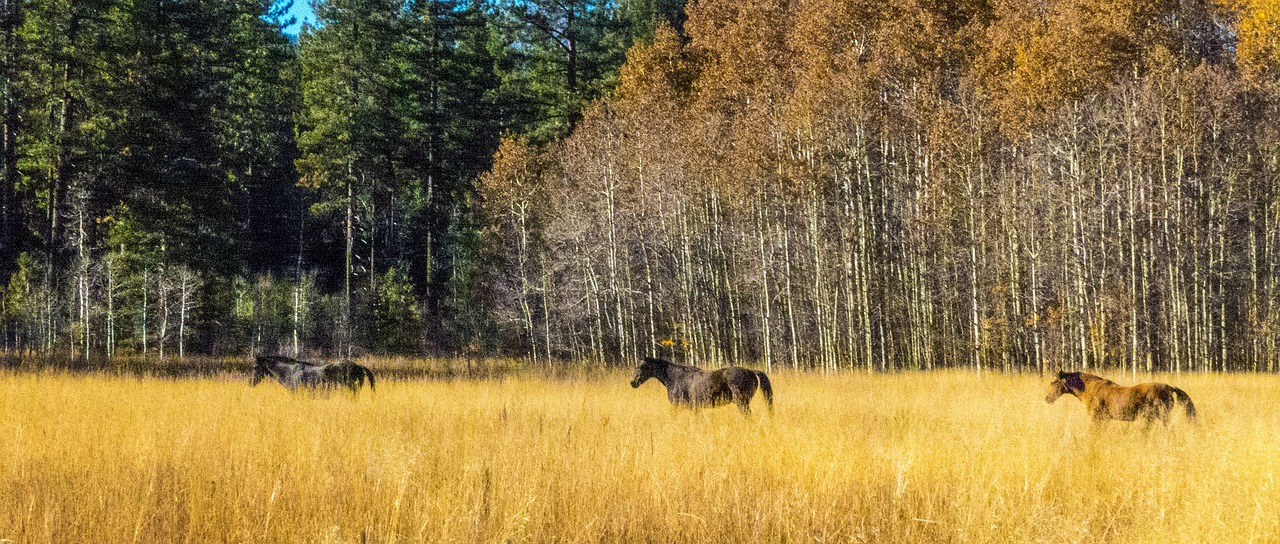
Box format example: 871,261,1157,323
630,357,773,414
252,355,375,394
1046,371,1195,425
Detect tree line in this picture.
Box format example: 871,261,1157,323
478,0,1280,373
5,0,1280,373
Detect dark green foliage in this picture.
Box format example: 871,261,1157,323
368,267,422,353
0,0,665,359
493,0,638,141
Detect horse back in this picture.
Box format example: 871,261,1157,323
714,367,763,398
1127,382,1172,402
684,367,750,405
1108,382,1187,421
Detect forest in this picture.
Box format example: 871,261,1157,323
2,0,1280,373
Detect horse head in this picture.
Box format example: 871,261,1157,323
631,358,666,388
1045,371,1083,403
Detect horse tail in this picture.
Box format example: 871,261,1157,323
754,371,773,413
1172,387,1196,422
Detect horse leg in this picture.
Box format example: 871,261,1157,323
729,383,753,416
1089,409,1109,430
1140,415,1156,434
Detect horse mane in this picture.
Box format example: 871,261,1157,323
1074,372,1117,386
1058,371,1116,393
644,357,699,370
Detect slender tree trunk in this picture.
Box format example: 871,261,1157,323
680,211,696,365
584,252,604,363
1251,206,1260,372
516,202,537,361
604,162,625,360
966,165,982,374
643,241,657,359
807,188,828,371
781,211,799,369
178,270,188,360
345,169,353,358
541,248,552,364
75,187,88,363
1128,156,1139,380
158,268,169,362
106,255,114,358
141,267,148,355
293,205,304,358
756,196,772,371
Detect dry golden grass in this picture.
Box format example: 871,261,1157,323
0,369,1277,543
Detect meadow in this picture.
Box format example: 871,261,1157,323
0,368,1276,543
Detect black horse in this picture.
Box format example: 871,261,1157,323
630,357,773,414
251,355,375,393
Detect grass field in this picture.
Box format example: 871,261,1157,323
0,369,1276,543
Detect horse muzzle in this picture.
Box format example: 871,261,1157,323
630,379,641,388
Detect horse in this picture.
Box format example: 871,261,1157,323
630,357,773,414
1045,371,1196,425
251,355,375,394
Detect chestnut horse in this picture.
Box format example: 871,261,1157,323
1046,371,1195,425
630,357,773,414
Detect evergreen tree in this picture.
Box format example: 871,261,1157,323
496,0,631,140
297,0,413,355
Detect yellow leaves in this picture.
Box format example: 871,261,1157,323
973,0,1157,136
1026,305,1065,329
480,136,546,203
685,0,794,104
617,23,694,105
1222,0,1280,85
1048,305,1064,324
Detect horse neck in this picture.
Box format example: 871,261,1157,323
269,361,299,380
1070,373,1115,399
1077,373,1115,389
655,362,698,389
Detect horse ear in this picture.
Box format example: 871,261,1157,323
1056,370,1066,379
